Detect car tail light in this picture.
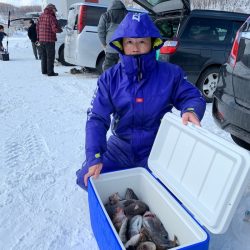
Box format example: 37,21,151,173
160,40,178,54
78,5,87,34
229,31,240,67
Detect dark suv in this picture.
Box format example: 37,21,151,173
212,16,250,150
134,0,249,102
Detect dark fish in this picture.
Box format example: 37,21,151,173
125,188,139,200
136,241,156,250
126,246,137,250
113,206,127,232
142,211,179,249
105,192,124,218
123,199,149,216
105,190,144,219
105,201,120,219
128,215,143,239
109,192,122,205
119,217,128,243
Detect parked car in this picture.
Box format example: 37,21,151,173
64,2,147,73
212,16,250,150
64,2,108,73
134,0,249,102
12,15,70,66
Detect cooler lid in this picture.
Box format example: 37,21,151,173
148,113,250,234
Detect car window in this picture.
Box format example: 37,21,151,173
241,21,250,33
68,8,77,29
73,14,78,30
85,6,106,26
180,17,230,43
58,19,67,28
71,6,106,30
142,0,169,6
238,36,250,68
246,22,250,32
155,18,180,39
231,21,246,43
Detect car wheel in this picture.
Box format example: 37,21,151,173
59,46,74,66
231,135,250,150
197,67,220,103
96,55,105,75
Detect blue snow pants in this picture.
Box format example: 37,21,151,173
76,135,148,191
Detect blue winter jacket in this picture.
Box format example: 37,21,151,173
85,13,206,168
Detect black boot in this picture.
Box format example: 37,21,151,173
48,72,58,76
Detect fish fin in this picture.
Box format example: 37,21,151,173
125,188,139,200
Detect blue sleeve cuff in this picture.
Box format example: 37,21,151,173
86,152,103,168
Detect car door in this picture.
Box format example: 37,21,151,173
232,25,250,109
175,17,231,83
64,5,79,62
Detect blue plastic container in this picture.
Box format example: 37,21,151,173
88,113,250,250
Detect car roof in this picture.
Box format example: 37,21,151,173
190,9,249,20
68,2,148,13
10,17,38,22
69,2,108,9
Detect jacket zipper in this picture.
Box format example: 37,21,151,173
136,56,142,82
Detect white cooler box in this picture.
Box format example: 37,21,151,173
88,113,250,250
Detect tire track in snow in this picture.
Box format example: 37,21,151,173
0,121,58,250
0,121,55,208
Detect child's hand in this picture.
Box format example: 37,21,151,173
84,163,103,186
182,112,201,126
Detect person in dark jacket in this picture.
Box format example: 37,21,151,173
98,0,127,71
76,13,206,190
27,20,40,59
36,4,62,76
0,25,7,51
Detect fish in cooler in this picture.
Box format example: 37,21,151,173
104,188,179,249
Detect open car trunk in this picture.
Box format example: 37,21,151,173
133,0,190,16
133,0,190,39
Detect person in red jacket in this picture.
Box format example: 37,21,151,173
36,4,62,76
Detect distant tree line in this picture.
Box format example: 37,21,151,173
123,0,250,13
0,3,41,20
192,0,250,13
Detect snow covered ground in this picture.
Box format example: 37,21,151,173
0,34,249,250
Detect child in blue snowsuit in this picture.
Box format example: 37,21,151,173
76,13,206,190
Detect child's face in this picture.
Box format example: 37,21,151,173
123,37,151,55
0,28,4,32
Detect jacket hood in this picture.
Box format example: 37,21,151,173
108,0,126,11
45,4,57,11
110,12,163,54
44,6,56,16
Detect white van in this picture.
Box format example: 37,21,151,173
64,2,146,73
64,2,108,73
